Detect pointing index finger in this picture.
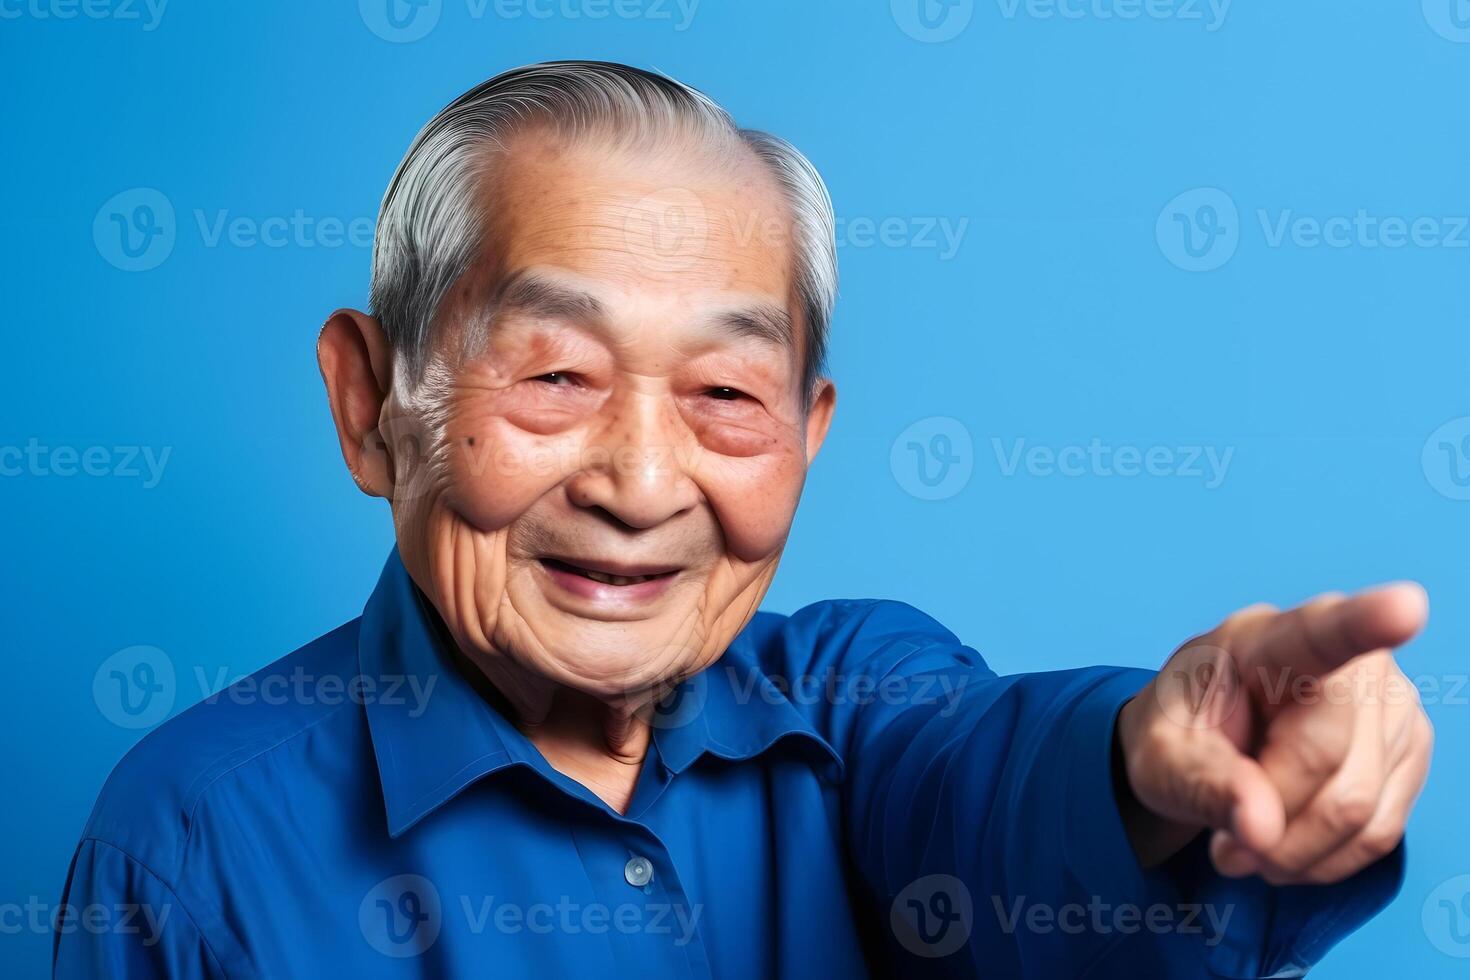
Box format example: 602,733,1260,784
1245,583,1428,680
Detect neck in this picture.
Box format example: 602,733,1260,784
431,612,655,813
518,687,652,814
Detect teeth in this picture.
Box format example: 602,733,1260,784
580,569,653,586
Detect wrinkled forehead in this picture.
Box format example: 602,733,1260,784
474,128,801,320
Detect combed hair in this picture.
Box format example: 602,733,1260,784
369,61,837,401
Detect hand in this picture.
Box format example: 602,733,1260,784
1115,584,1433,885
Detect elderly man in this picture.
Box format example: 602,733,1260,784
57,62,1431,978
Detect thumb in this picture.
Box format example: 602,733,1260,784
1139,729,1285,853
1208,749,1286,856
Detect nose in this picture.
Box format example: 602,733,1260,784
564,391,700,530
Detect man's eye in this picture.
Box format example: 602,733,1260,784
533,372,576,386
706,387,746,401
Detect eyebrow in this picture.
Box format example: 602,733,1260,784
706,304,795,354
487,269,795,353
490,270,608,324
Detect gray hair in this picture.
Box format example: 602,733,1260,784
368,61,837,403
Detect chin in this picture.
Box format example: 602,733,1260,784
544,628,705,697
490,571,712,693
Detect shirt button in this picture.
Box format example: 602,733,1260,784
624,856,654,888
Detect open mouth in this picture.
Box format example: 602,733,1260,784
539,557,681,590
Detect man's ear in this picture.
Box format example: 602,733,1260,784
317,309,395,498
804,379,836,465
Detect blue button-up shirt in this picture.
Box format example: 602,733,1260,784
56,550,1402,978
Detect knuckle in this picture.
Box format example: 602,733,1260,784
1296,594,1347,628
1261,850,1311,877
1173,632,1225,668
1291,733,1347,781
1381,672,1419,712
1321,785,1378,835
1135,722,1175,766
1183,770,1232,826
1357,822,1404,862
1386,715,1415,763
1223,603,1276,631
1417,713,1436,754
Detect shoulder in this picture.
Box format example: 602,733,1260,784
79,619,364,884
737,598,987,681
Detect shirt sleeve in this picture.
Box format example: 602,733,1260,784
811,600,1404,979
54,838,227,980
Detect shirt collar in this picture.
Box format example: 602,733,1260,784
650,640,845,784
358,548,842,838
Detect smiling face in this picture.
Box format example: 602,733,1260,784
382,127,834,717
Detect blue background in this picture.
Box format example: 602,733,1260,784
4,0,1469,975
